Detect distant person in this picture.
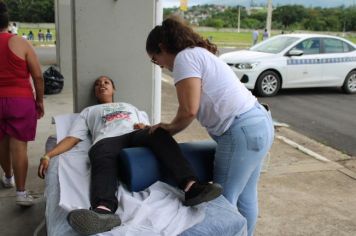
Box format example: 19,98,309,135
262,29,269,41
252,29,259,45
0,1,45,206
37,29,44,42
281,30,284,35
10,22,17,35
28,30,34,40
45,29,52,41
21,33,27,40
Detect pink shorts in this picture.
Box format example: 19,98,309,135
0,97,37,142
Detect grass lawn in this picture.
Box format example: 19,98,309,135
348,36,356,43
17,26,356,48
197,30,252,48
196,29,356,48
18,28,56,46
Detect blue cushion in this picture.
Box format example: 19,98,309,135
118,141,248,236
118,140,216,192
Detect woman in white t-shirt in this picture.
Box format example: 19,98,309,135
37,75,222,236
146,16,274,236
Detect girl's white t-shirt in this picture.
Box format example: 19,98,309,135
173,47,256,136
68,102,150,145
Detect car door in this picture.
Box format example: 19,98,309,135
285,38,323,88
320,38,355,86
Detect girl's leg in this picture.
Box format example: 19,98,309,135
131,128,222,206
130,128,196,189
88,135,130,213
0,135,12,177
9,137,28,191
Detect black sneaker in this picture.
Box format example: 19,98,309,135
184,182,223,206
67,208,121,235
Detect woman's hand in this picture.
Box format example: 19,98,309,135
38,157,49,179
133,123,150,130
149,122,172,134
36,100,44,119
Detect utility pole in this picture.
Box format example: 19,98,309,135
266,0,272,36
237,5,241,32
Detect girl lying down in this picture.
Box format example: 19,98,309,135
37,75,222,235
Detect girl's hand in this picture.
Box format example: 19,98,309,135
133,123,150,130
38,157,49,179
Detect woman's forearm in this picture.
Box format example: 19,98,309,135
169,77,201,135
169,106,196,135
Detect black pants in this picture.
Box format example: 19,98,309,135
88,127,197,212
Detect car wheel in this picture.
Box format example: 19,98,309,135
255,70,281,97
342,70,356,94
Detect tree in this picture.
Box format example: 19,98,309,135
273,5,307,29
4,0,54,22
205,18,224,30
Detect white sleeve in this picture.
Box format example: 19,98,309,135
67,109,90,141
173,49,202,84
137,110,150,125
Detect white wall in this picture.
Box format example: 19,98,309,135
56,0,162,123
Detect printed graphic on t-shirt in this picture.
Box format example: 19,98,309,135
101,104,132,123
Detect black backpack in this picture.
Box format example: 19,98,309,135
43,66,64,95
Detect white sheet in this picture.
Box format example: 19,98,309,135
53,114,205,236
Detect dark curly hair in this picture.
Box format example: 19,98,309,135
0,1,9,30
146,15,218,55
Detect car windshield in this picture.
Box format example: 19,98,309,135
250,36,300,54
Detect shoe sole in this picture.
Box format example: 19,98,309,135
1,183,15,188
67,209,121,235
16,194,41,207
16,201,35,207
184,184,223,206
1,180,15,188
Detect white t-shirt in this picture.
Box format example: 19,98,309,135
68,102,150,145
173,47,256,136
11,25,18,35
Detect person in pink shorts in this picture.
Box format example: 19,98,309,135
0,1,44,206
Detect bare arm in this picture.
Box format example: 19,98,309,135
46,136,81,158
150,77,201,135
26,41,45,118
38,136,81,178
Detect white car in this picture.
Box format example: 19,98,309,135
220,34,356,96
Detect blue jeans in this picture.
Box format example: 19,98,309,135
211,103,274,236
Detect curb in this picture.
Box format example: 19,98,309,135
276,135,356,180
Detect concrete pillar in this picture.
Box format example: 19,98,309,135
55,0,73,92
56,0,162,124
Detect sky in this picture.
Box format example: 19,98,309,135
162,0,355,8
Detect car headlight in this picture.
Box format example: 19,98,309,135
234,62,259,70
